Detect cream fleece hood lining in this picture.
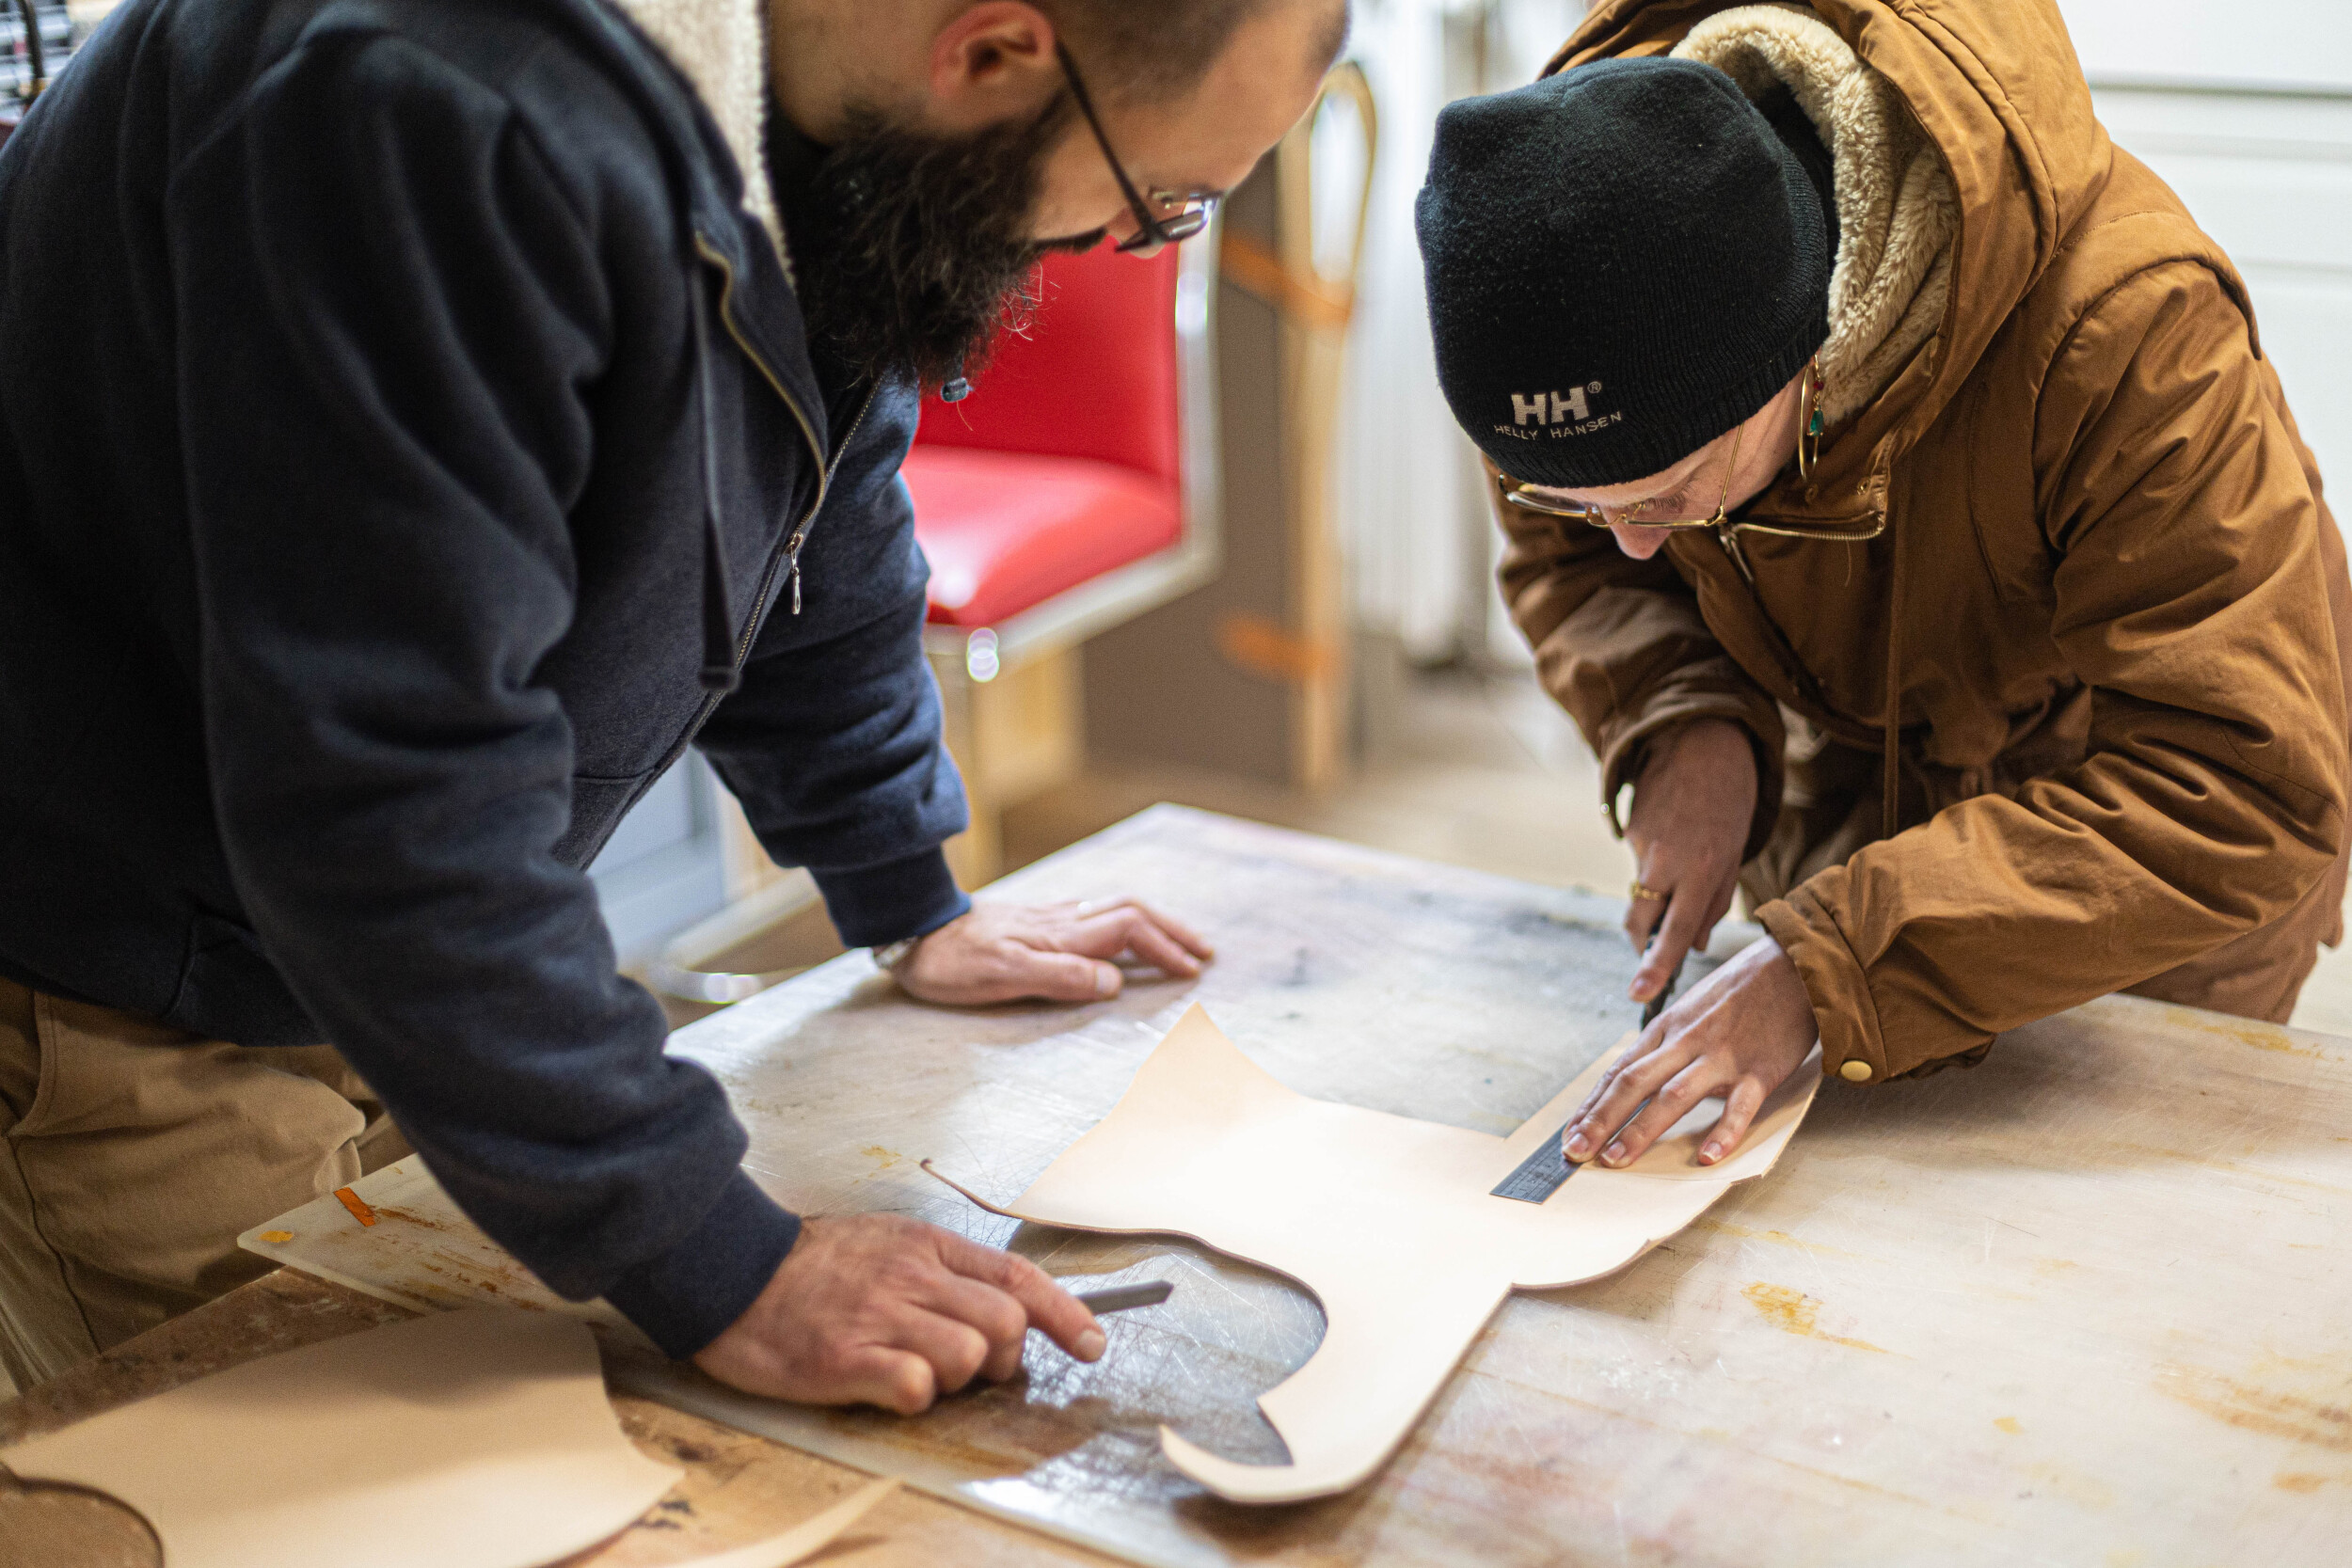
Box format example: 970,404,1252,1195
1672,3,1958,426
609,0,787,269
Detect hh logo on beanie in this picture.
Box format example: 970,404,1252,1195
1500,382,1621,442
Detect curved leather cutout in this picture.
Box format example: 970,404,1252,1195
933,1005,1820,1503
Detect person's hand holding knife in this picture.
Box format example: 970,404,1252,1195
1559,719,1819,1171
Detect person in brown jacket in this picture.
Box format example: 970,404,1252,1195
1414,0,2352,1170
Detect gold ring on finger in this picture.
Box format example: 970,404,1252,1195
1629,880,1665,901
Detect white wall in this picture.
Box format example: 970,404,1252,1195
2062,0,2352,92
1335,0,1582,664
1330,0,1463,662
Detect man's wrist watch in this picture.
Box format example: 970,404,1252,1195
871,936,923,974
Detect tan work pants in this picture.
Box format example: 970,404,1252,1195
0,976,408,1391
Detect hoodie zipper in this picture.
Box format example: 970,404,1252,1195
691,232,881,649
567,238,866,867
788,381,878,620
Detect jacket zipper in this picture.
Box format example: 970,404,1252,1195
1714,520,1754,584
1703,515,1889,747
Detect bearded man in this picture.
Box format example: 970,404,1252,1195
0,0,1343,1404
1416,0,2351,1169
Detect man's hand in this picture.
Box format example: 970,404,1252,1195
1624,719,1757,1006
894,898,1213,1006
693,1213,1105,1413
1561,935,1817,1168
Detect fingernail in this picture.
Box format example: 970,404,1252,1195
1095,966,1120,999
1601,1143,1628,1166
1701,1142,1722,1164
1564,1132,1592,1159
1076,1328,1106,1360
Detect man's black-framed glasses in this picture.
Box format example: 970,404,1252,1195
1056,42,1217,255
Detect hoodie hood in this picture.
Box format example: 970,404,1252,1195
610,0,785,261
1552,0,2117,513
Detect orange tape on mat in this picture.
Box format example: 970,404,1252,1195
332,1186,378,1227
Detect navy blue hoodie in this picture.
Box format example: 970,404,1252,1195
0,0,971,1355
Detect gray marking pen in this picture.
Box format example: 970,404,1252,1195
1074,1280,1174,1316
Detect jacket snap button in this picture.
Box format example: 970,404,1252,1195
1837,1060,1874,1083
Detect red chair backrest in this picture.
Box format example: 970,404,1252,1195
914,242,1184,490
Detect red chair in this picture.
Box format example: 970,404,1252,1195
909,238,1216,649
905,233,1220,877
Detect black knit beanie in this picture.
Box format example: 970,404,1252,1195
1416,57,1835,489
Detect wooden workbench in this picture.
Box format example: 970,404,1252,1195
5,805,2350,1566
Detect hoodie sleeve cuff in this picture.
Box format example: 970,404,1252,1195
812,847,971,948
600,1169,802,1359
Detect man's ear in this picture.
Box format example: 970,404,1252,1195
925,2,1061,129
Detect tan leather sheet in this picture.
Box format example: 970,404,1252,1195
0,1308,900,1568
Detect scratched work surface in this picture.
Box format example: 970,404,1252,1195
57,805,2352,1564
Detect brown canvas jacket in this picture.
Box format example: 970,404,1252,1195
1502,0,2352,1079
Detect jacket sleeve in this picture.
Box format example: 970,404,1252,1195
1494,467,1786,857
695,385,972,947
170,33,797,1357
1756,263,2351,1080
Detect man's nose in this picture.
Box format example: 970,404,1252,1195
1610,519,1671,561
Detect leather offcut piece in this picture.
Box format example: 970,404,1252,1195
932,1005,1820,1503
674,1476,900,1568
0,1310,678,1568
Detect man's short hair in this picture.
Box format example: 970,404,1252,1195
1051,0,1349,103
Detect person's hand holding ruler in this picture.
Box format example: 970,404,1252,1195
1560,720,1817,1172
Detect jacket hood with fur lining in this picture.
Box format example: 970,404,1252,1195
1672,4,1957,426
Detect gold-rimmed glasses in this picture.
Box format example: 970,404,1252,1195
1494,361,1876,581
1502,418,1751,531
1499,356,1844,531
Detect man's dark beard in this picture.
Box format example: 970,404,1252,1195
789,98,1101,390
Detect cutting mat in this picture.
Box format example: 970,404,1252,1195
245,807,2352,1567
241,1160,639,1337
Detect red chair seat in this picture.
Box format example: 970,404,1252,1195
906,445,1182,628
